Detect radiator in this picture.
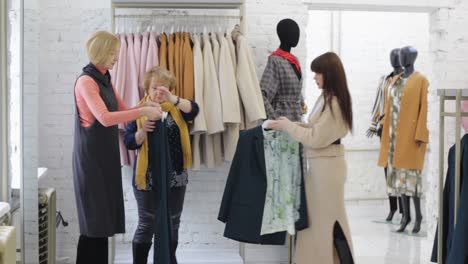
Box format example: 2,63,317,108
38,188,56,264
0,226,16,264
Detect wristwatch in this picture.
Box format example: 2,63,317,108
174,96,180,106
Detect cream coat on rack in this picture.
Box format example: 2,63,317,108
210,32,224,166
217,32,241,161
191,34,207,170
233,31,267,124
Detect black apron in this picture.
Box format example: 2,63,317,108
72,63,125,237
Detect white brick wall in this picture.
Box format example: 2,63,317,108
23,1,40,262
25,0,468,262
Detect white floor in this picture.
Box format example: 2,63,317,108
114,200,435,264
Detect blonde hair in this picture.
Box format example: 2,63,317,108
86,31,120,65
143,66,176,94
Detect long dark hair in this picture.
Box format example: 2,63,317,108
310,52,353,131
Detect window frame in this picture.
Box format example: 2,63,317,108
1,0,9,203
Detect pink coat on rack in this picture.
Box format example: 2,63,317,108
140,32,150,98
133,33,143,99
124,33,140,109
112,34,130,166
146,32,159,72
124,33,141,166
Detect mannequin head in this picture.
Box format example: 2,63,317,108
390,48,403,73
277,18,300,52
400,46,418,77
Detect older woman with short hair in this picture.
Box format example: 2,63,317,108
125,66,199,264
73,31,162,264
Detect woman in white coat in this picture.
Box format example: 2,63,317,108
268,52,354,264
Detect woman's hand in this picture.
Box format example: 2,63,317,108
266,116,292,131
142,120,156,132
157,86,178,104
140,106,163,120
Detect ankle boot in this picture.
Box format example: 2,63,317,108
132,241,152,264
386,196,398,222
399,195,411,225
397,195,411,233
412,196,423,233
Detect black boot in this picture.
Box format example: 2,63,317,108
399,195,411,225
386,196,398,221
397,195,411,233
412,196,423,233
132,241,152,264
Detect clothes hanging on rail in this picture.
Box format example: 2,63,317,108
111,28,266,169
110,34,130,166
159,33,168,70
146,32,159,73
190,34,207,170
232,27,267,124
218,126,308,244
261,130,302,236
218,32,241,161
139,32,149,96
182,32,194,101
431,134,468,264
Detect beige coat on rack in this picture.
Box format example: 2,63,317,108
217,32,241,161
190,34,207,170
202,33,224,168
233,31,266,124
210,33,224,166
227,33,247,130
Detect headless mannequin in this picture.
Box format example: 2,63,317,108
390,48,404,76
384,48,405,222
275,18,301,264
277,19,301,79
400,46,418,78
396,46,423,234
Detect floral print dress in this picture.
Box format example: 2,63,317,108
261,130,302,235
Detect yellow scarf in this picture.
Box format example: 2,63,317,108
135,96,192,189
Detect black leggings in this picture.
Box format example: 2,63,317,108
76,235,108,264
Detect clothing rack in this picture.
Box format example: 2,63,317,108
437,89,468,263
111,0,246,34
110,2,248,263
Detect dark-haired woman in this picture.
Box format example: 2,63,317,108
267,52,354,263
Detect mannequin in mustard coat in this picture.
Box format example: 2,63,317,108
378,46,429,233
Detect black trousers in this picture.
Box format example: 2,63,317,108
133,185,187,243
76,235,108,264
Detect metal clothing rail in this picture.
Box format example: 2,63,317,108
437,89,468,263
114,14,241,19
111,0,246,34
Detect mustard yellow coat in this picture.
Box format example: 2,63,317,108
378,71,429,170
